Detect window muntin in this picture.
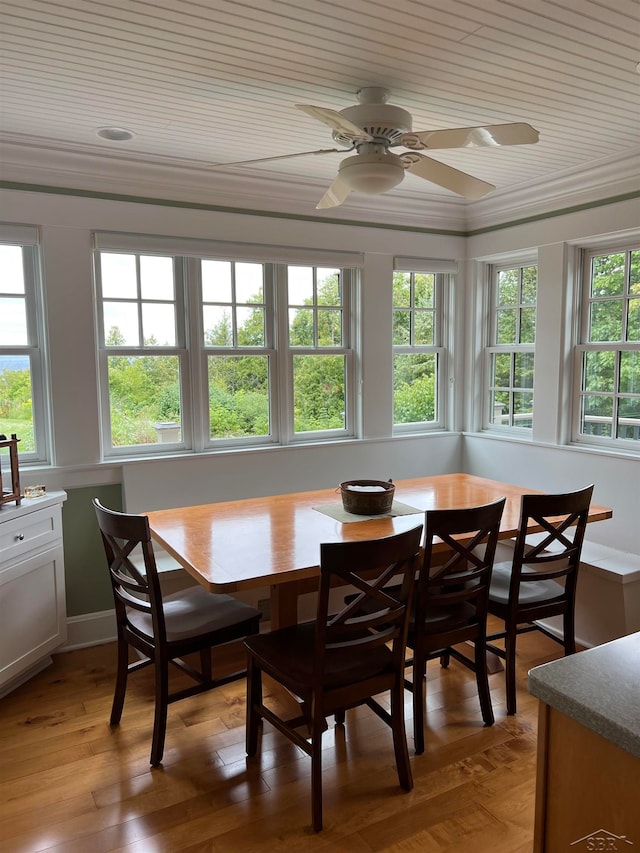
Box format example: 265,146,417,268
288,265,343,347
0,238,48,463
576,247,640,446
202,260,265,348
101,253,177,347
95,249,357,456
393,270,443,429
486,264,537,431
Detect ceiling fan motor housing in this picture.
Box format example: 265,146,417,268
333,103,413,147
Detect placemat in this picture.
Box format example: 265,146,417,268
313,500,423,523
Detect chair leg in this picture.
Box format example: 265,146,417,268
504,630,518,716
110,632,129,726
390,677,413,792
246,656,261,757
474,637,495,726
411,651,427,755
311,713,325,832
150,656,169,766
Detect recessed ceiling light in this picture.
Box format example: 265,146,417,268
95,126,135,141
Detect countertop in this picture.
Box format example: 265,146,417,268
0,490,67,520
528,632,640,759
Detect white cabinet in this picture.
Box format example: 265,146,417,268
0,491,67,697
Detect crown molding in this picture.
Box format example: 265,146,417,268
1,135,638,235
465,149,640,231
0,135,467,232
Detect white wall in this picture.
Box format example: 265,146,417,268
463,435,638,553
1,187,465,497
122,434,462,513
464,196,640,555
2,187,639,560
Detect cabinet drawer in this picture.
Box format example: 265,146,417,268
0,504,62,567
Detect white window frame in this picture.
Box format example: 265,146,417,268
0,224,50,464
572,241,640,451
94,250,191,458
483,258,537,435
278,264,357,444
392,260,452,434
93,235,361,458
195,256,276,452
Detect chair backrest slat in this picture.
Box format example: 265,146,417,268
316,525,423,675
94,499,167,641
510,485,594,598
417,498,506,623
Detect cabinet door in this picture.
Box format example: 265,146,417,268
0,544,67,689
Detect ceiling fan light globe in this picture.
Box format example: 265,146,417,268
338,152,404,194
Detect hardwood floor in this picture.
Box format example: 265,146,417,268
0,621,564,852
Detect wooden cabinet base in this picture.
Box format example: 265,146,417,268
534,703,640,851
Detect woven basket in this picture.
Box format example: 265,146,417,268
340,479,395,515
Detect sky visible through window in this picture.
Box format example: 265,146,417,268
0,245,28,349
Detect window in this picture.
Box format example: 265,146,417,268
486,263,537,431
0,226,49,463
287,265,351,435
203,259,269,442
96,251,187,452
575,245,640,447
393,268,446,430
94,239,358,457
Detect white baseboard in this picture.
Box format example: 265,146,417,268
61,609,117,651
534,618,595,651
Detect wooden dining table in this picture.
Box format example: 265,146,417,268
144,473,612,630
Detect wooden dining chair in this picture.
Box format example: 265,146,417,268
244,524,423,832
486,484,594,715
93,499,261,766
406,497,506,754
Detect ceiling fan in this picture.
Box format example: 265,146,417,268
211,87,539,209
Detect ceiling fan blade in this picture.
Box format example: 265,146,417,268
295,104,373,143
208,148,342,169
316,176,352,209
401,152,495,199
400,122,539,150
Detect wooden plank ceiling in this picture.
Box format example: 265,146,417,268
0,0,638,206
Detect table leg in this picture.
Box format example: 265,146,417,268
270,582,300,630
270,581,330,731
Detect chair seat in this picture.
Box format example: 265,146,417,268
129,586,261,642
244,526,423,832
486,485,593,716
94,498,262,768
411,601,477,634
489,562,565,607
245,622,395,693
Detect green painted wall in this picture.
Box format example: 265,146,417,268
62,484,123,617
